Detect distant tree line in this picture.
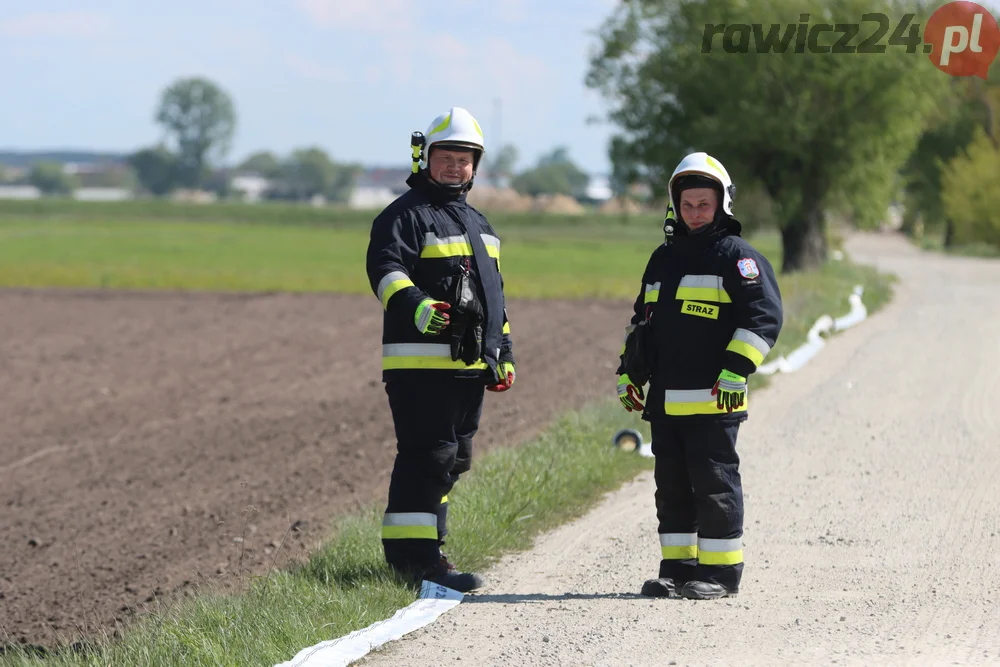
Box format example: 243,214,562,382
1,75,602,205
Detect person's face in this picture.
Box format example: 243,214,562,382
679,188,719,230
429,148,474,185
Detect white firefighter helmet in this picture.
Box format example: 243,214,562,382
667,152,735,218
420,106,486,171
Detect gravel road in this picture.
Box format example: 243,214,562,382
359,232,1000,667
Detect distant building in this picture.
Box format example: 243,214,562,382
584,174,613,202
349,166,410,209
230,174,271,202
73,188,133,201
0,185,41,199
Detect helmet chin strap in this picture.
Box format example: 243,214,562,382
419,169,475,196
429,175,472,194
430,176,469,190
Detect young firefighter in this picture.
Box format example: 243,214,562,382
617,152,783,600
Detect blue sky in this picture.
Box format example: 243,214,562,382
0,1,620,175
5,2,999,176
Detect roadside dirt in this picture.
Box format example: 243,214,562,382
0,289,632,647
359,232,1000,667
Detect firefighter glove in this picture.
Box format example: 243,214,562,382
712,369,746,412
414,299,450,335
617,373,644,412
487,361,516,392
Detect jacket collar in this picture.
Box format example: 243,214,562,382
407,170,470,205
668,215,742,246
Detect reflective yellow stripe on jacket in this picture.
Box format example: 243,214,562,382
664,388,748,416
675,274,731,303
726,327,771,367
644,282,661,303
376,270,416,309
419,232,500,259
382,343,487,371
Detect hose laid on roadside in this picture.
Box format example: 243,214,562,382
273,581,463,667
756,284,867,376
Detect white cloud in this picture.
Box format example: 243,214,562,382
294,0,414,34
0,11,111,38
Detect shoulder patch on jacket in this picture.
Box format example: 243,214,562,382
737,257,760,279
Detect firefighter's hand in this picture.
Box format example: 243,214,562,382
617,374,644,412
711,369,746,412
414,299,450,335
487,361,515,392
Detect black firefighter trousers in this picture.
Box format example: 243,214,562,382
381,376,485,573
651,418,744,592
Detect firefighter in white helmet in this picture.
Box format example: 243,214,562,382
365,107,515,592
616,152,783,600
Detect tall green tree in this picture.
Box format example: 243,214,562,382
486,143,519,183
587,0,947,271
511,146,590,197
237,151,282,178
272,147,360,202
155,77,237,188
901,76,998,242
129,145,179,196
28,162,77,195
941,126,1000,248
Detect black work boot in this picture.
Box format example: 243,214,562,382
679,581,737,600
640,577,677,598
439,549,457,573
422,561,485,593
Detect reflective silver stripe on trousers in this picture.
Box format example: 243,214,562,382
382,512,438,527
376,270,411,302
383,343,453,357
698,537,742,552
660,533,698,547
732,328,771,358
679,275,724,289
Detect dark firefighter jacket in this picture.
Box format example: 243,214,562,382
366,172,513,383
618,216,783,422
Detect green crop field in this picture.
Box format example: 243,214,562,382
0,213,665,298
0,208,892,359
